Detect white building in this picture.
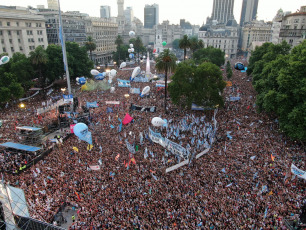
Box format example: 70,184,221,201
279,6,306,47
0,6,48,57
47,0,59,11
198,19,239,59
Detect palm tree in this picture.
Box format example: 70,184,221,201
155,49,177,113
179,35,191,61
134,36,143,65
85,36,96,62
115,35,124,66
29,46,48,90
189,37,199,56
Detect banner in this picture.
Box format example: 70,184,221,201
130,88,141,94
89,165,100,171
130,104,156,112
166,159,189,173
63,94,73,103
148,128,165,147
156,84,165,87
117,79,131,87
133,76,149,82
105,101,120,105
291,164,306,180
191,103,214,111
86,101,98,108
70,124,76,133
122,113,133,125
164,138,189,160
125,139,135,154
229,97,241,101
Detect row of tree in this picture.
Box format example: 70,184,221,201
247,40,306,141
0,42,93,104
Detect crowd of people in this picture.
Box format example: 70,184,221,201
0,60,305,229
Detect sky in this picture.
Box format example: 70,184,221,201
1,0,305,25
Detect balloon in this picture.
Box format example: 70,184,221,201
143,56,146,59
140,86,150,97
130,48,134,53
0,56,10,65
128,48,132,53
151,117,167,127
110,87,115,93
119,62,127,69
110,69,117,77
129,31,135,37
90,69,99,76
162,41,167,46
234,62,245,70
153,49,156,53
73,123,92,145
129,44,134,48
129,53,134,59
78,77,86,85
130,67,141,81
95,73,105,80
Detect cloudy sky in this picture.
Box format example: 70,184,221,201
1,0,304,25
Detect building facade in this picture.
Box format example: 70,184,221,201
100,6,111,19
211,0,235,24
239,0,259,26
144,4,159,29
84,17,118,65
124,7,134,24
47,0,59,10
198,20,239,59
0,6,48,57
241,20,272,51
279,6,306,47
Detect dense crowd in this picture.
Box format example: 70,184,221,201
1,60,305,229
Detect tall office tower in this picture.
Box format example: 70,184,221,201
239,0,259,26
211,0,235,24
124,7,134,24
47,0,59,10
117,0,125,25
100,6,111,19
144,4,159,29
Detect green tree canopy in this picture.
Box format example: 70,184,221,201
179,35,191,61
29,46,48,88
192,46,225,66
84,36,96,61
172,39,180,50
168,61,226,109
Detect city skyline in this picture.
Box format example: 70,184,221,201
1,0,304,25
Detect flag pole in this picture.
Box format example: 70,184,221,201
58,0,72,95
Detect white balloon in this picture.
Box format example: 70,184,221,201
0,56,10,65
130,48,135,53
110,87,115,93
140,86,150,97
119,62,127,69
129,44,134,48
129,31,135,37
151,117,166,127
90,69,99,76
110,69,117,77
131,67,141,80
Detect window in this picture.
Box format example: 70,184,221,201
1,39,4,44
27,30,33,35
0,31,2,36
20,46,23,51
26,22,32,27
3,48,6,52
0,21,2,26
9,39,12,44
16,22,19,26
11,47,14,52
16,31,20,35
7,22,10,26
8,30,11,35
18,39,21,43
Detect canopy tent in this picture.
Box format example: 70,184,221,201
0,142,41,152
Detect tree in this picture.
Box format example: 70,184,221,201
226,60,232,79
45,45,65,82
134,36,143,64
113,44,129,64
29,46,48,89
84,36,96,62
0,73,24,103
168,61,226,109
192,46,225,66
172,39,180,50
115,35,124,66
155,49,177,113
179,35,191,61
189,37,204,55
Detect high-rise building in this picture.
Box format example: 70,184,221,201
100,6,110,19
239,0,259,26
117,0,125,25
47,0,59,10
124,7,134,24
211,0,234,24
144,4,159,29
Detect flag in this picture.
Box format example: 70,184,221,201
87,144,93,151
115,154,120,161
89,165,100,170
73,147,79,152
264,207,268,219
110,124,115,129
130,157,136,165
250,155,256,160
271,154,275,162
75,191,81,201
221,168,226,173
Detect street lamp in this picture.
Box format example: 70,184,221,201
61,88,66,93
19,103,25,109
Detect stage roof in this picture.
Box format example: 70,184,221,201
16,126,42,131
0,142,41,152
